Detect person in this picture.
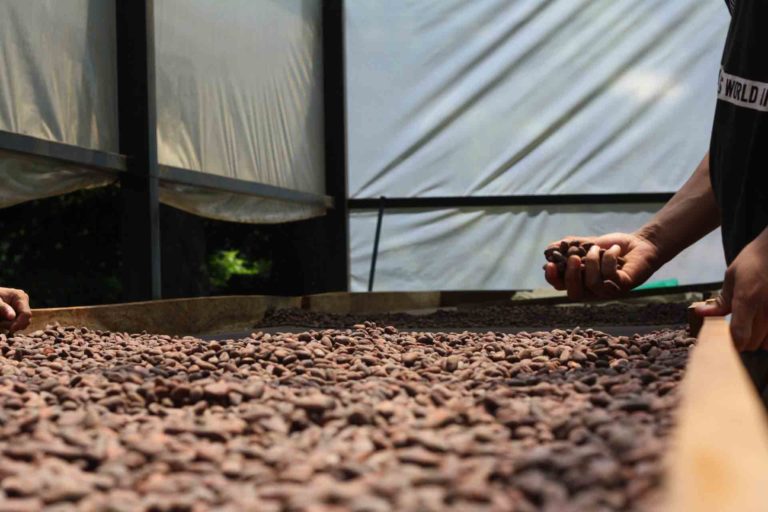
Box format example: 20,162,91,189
0,287,31,333
542,1,768,398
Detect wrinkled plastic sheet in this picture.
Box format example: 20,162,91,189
159,184,324,225
346,0,729,290
346,0,728,197
351,206,725,291
155,0,326,223
0,0,118,203
0,151,116,208
0,0,117,150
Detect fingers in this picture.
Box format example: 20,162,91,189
544,262,565,290
565,255,584,300
598,244,624,298
694,294,732,317
690,270,759,351
9,313,31,333
730,297,757,351
546,237,593,250
695,268,734,317
601,245,622,282
551,242,624,299
583,245,602,293
7,290,31,333
703,294,758,351
0,299,16,323
746,312,768,352
581,244,622,299
0,289,31,333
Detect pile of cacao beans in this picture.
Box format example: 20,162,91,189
544,240,627,278
0,324,690,511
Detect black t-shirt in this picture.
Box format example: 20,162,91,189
710,0,768,264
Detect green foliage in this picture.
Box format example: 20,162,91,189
208,249,271,289
0,185,277,306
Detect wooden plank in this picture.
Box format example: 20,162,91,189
23,291,508,336
24,290,714,337
303,292,442,315
686,302,705,337
27,295,301,336
664,316,768,512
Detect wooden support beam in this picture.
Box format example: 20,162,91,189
665,316,768,511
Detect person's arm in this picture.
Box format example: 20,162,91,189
544,153,720,299
0,288,31,333
635,152,721,267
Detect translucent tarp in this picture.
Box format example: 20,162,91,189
351,207,726,291
0,151,115,209
155,0,326,223
159,184,324,225
346,0,730,290
0,0,118,150
0,0,119,203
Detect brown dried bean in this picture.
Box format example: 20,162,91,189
0,323,689,511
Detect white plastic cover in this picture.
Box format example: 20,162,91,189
0,151,115,209
155,0,326,223
346,0,730,290
351,207,725,291
0,0,119,203
347,0,728,197
158,183,323,225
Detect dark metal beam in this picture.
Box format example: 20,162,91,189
348,193,675,210
116,0,162,301
0,130,126,172
158,165,333,208
321,0,350,291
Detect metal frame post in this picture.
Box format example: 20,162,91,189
321,0,350,292
367,197,385,292
116,0,162,301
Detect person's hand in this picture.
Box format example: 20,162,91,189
696,235,768,351
0,288,31,333
543,232,661,300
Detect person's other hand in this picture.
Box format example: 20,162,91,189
0,288,31,333
543,232,661,300
696,235,768,351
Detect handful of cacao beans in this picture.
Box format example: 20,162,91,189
544,240,626,278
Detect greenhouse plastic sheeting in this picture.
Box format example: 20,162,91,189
155,0,326,223
351,207,726,291
346,0,728,197
159,185,323,225
346,0,730,290
0,151,115,209
0,0,118,203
